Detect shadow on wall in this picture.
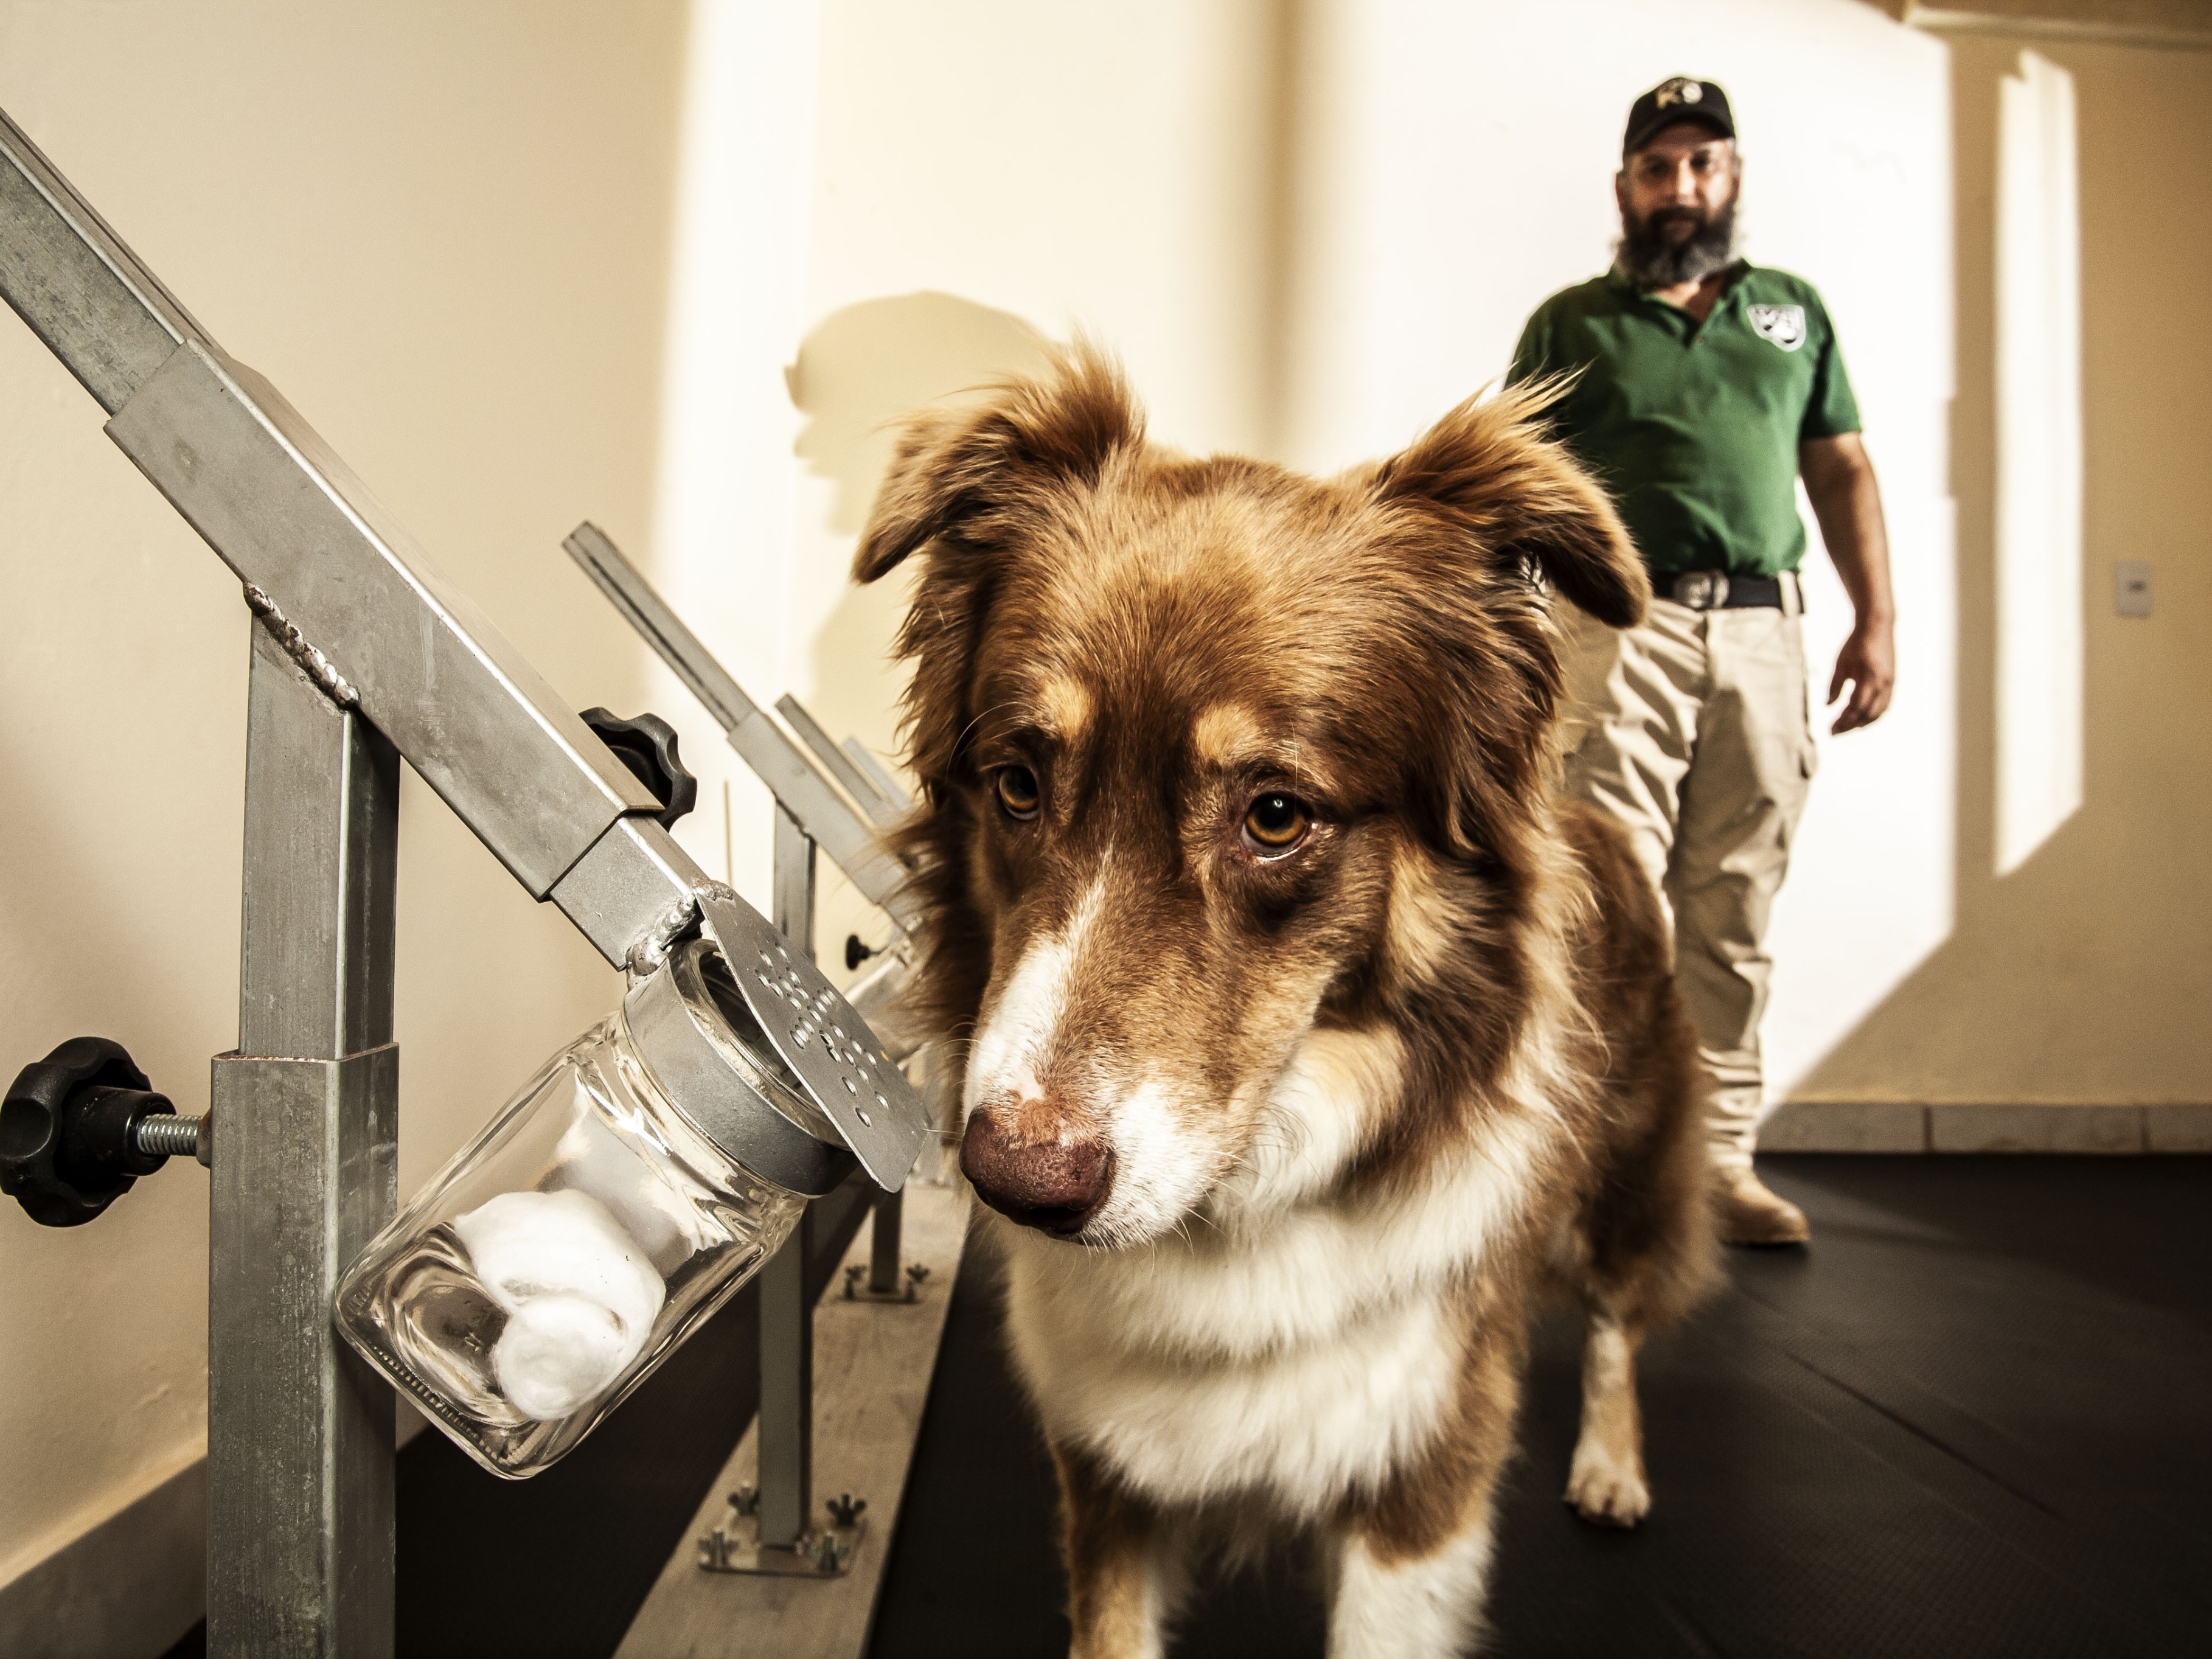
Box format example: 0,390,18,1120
787,292,1054,753
1786,36,2212,1113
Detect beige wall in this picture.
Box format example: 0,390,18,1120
0,0,685,1623
669,0,2212,1138
1795,30,2212,1107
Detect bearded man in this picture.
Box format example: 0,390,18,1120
1508,77,1897,1245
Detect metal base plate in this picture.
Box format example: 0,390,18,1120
698,1500,866,1578
840,1261,932,1304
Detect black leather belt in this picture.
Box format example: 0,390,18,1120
1666,570,1801,611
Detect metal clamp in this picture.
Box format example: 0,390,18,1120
0,1037,210,1227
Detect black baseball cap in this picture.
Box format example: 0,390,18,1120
1623,77,1734,158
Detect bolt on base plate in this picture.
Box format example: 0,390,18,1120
841,1261,931,1303
698,1486,866,1577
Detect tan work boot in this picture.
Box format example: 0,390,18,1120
1717,1169,1810,1247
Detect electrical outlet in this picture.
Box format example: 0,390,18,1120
2115,560,2152,619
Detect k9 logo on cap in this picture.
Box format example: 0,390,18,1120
1748,304,1806,351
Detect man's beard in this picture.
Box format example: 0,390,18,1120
1616,197,1741,289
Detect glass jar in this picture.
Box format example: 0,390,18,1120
335,935,858,1478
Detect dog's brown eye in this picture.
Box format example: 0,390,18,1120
1242,792,1312,855
995,765,1042,821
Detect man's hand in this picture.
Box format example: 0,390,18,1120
1828,616,1895,734
1801,433,1897,736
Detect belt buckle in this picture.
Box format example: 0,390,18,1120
1671,571,1729,610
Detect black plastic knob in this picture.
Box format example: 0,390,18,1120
582,708,698,829
1,1038,178,1227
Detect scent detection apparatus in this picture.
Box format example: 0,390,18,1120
0,103,925,1652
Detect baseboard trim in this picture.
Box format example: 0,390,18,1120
0,1454,204,1659
1759,1102,2212,1153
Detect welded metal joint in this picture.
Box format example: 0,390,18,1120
624,888,704,979
242,583,358,708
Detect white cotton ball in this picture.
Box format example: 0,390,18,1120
454,1187,666,1335
492,1293,634,1421
452,1188,668,1421
548,1109,697,1271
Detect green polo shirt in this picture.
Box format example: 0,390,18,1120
1506,262,1860,579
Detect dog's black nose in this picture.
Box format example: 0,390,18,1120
961,1111,1114,1236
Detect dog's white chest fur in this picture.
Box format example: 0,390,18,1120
990,1054,1549,1518
1004,1251,1462,1515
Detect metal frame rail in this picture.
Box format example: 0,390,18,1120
0,106,927,1655
564,523,920,1560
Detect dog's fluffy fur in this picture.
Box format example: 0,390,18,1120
853,349,1714,1657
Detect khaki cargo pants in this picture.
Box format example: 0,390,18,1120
1557,590,1818,1175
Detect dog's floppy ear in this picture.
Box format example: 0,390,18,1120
852,345,1143,583
1371,383,1647,628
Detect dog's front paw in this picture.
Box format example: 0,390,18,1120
1564,1441,1650,1528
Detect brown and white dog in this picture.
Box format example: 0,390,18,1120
854,350,1714,1657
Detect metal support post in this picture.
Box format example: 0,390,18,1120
758,805,818,1552
207,624,400,1657
756,1206,816,1554
869,1188,903,1296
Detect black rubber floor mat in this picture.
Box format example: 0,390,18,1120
866,1156,2212,1659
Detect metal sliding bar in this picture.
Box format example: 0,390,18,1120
4,100,940,1139
562,523,915,927
840,736,913,822
867,1188,905,1296
1,102,931,1151
0,102,207,412
774,693,904,829
563,530,930,1575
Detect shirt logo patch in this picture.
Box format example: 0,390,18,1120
1748,304,1806,352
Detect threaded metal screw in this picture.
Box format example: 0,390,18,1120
133,1114,209,1165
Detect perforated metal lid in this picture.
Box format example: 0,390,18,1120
693,888,930,1190
622,939,854,1197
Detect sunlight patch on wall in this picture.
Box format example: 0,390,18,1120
647,0,823,905
1993,49,2082,877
